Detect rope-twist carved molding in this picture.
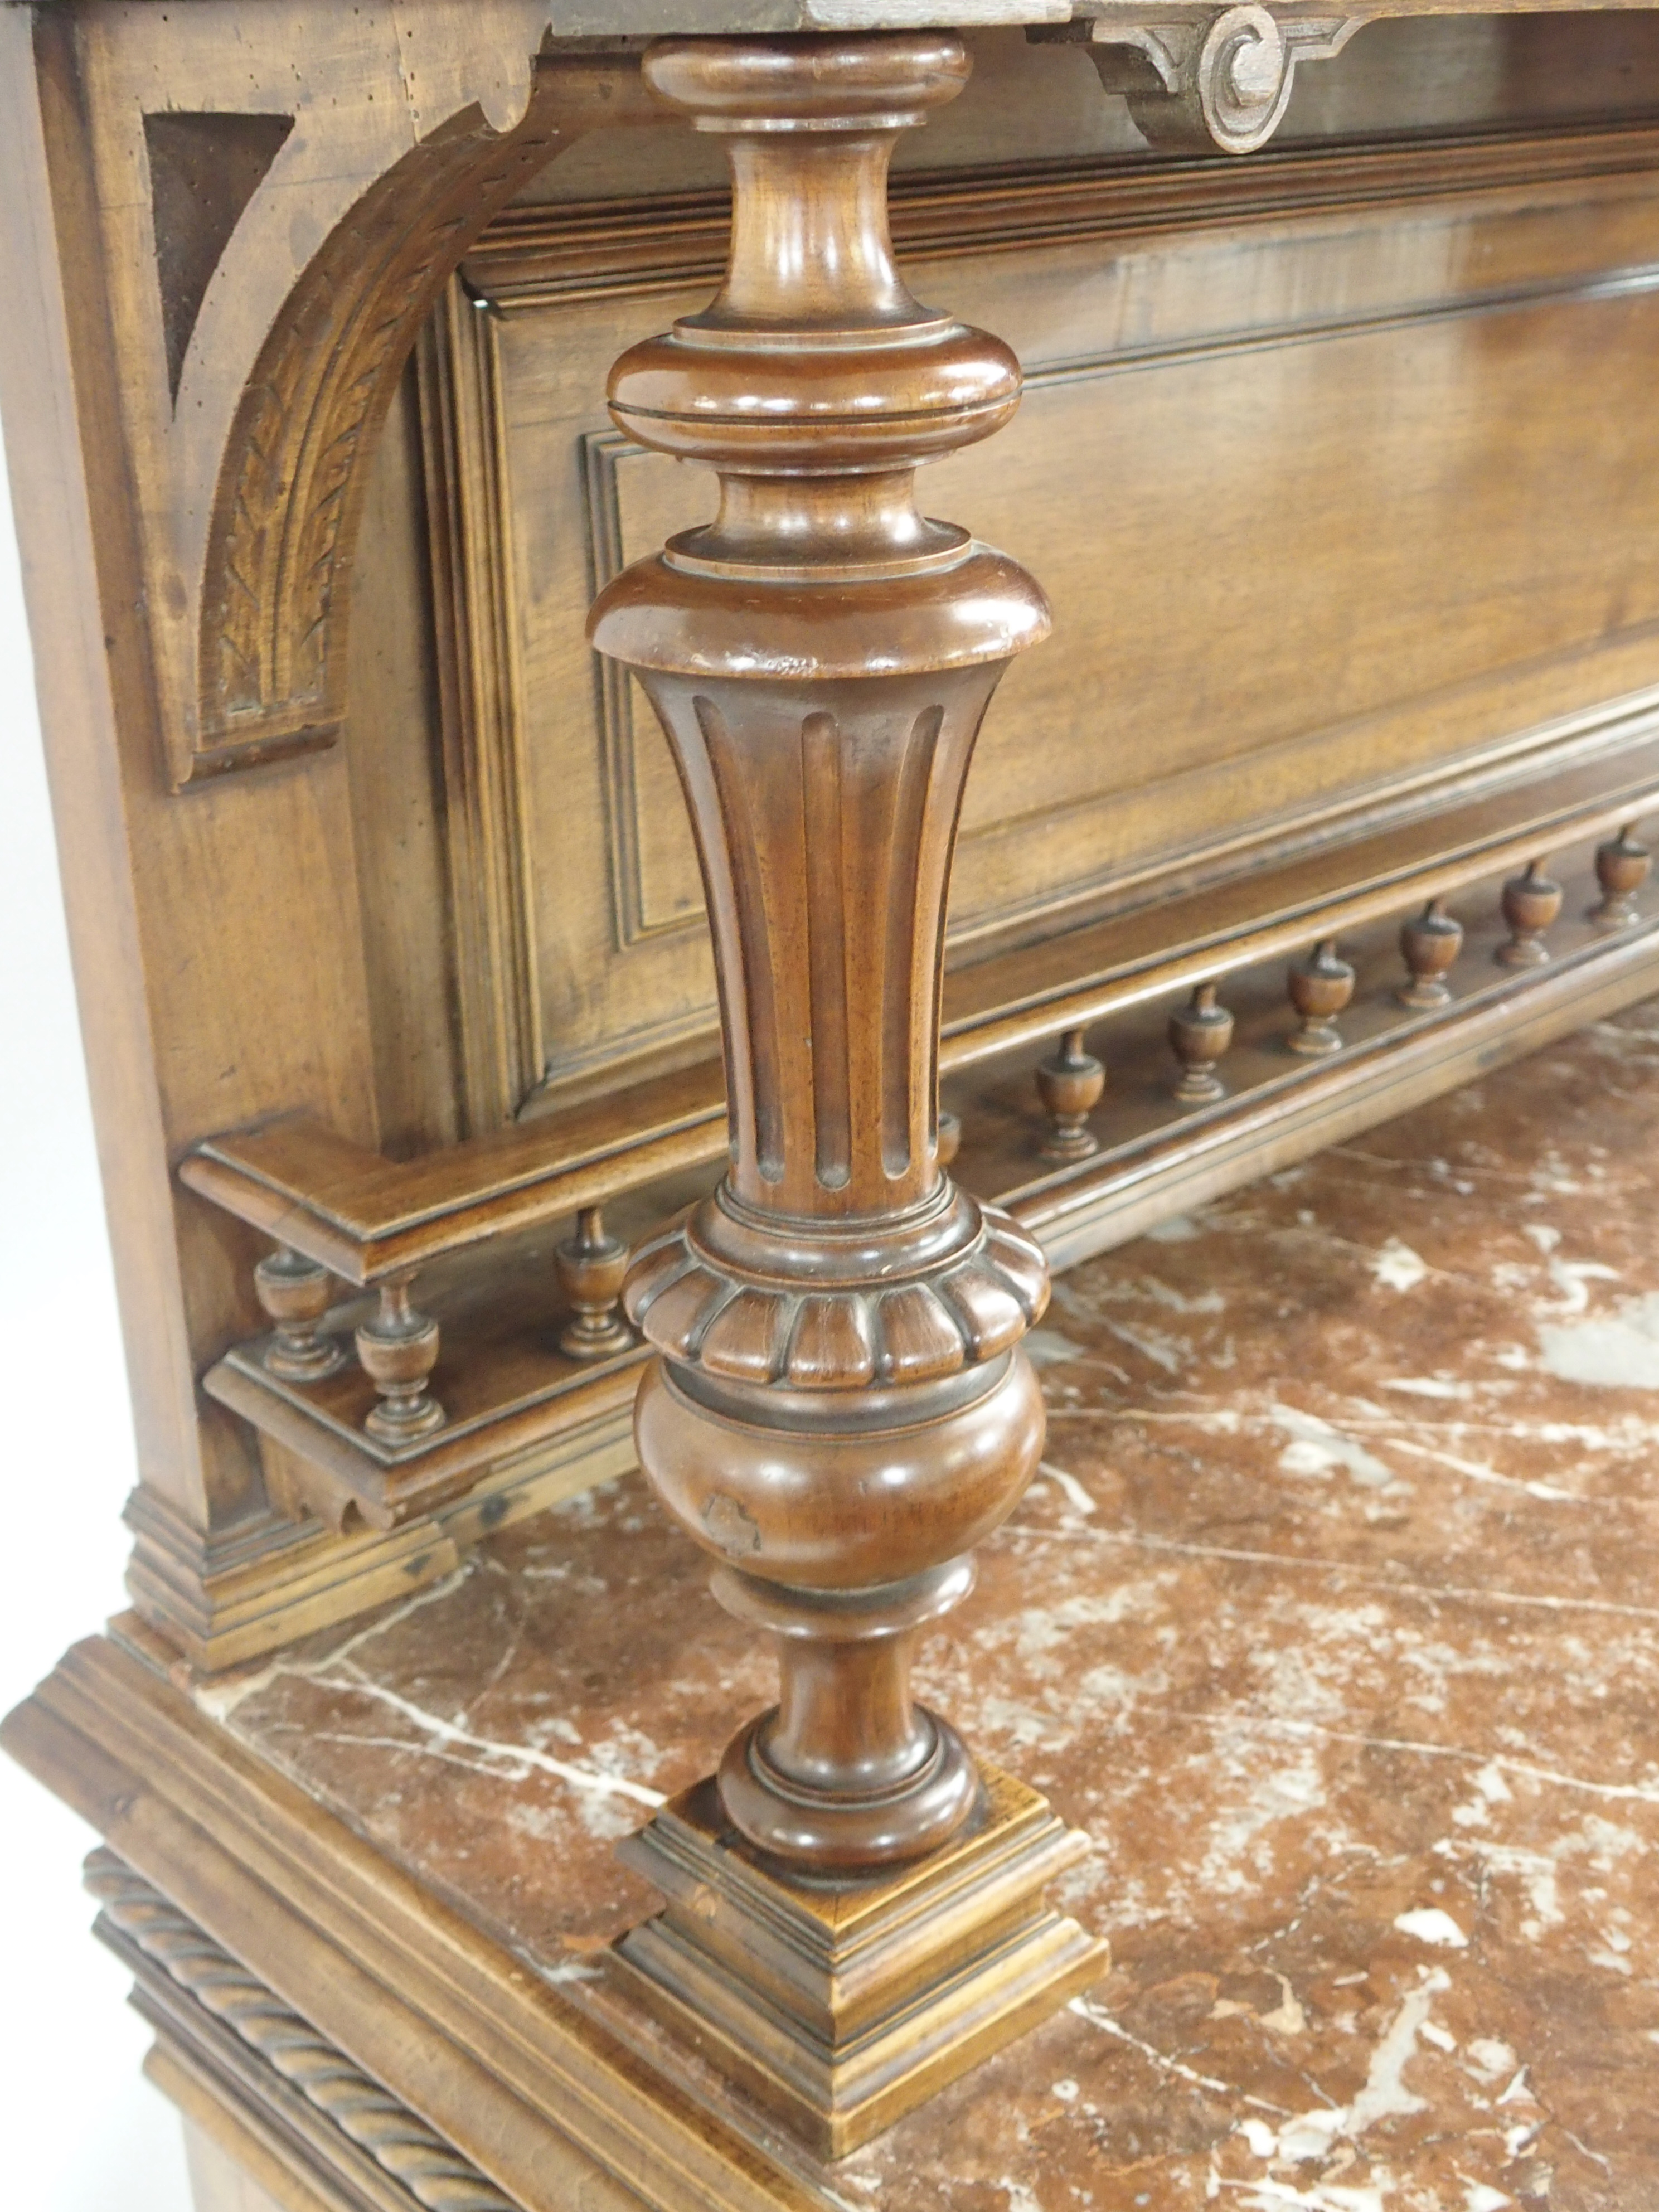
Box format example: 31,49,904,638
84,1849,515,2212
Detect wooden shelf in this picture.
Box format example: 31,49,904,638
195,843,1659,1535
182,734,1659,1288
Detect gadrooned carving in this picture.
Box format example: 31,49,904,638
590,32,1059,1883
625,1196,1050,1390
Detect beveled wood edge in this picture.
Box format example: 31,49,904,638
122,1396,637,1671
178,1071,725,1286
22,1,1659,25
203,1346,636,1498
177,721,1659,1282
951,659,1659,969
418,287,549,1136
466,113,1659,309
0,1631,830,2212
123,1511,463,1675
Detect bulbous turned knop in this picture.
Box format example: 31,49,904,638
634,1349,1046,1592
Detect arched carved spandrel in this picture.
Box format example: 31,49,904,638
57,6,659,788
199,101,563,772
1037,8,1359,156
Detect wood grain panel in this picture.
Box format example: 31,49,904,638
426,129,1659,1112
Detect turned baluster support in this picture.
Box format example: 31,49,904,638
254,1245,345,1382
1170,980,1234,1103
355,1274,444,1443
556,1206,634,1361
1287,939,1354,1056
1592,826,1651,933
1497,858,1563,968
594,31,1052,1873
1398,897,1463,1008
586,32,1103,2150
1036,1026,1105,1160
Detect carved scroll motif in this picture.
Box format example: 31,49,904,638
1040,7,1360,155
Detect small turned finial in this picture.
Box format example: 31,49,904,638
355,1273,444,1443
1036,1026,1105,1160
1170,981,1234,1104
1592,826,1650,933
556,1206,634,1361
254,1245,343,1381
1398,898,1462,1009
937,1109,962,1168
1496,858,1562,969
1286,939,1354,1057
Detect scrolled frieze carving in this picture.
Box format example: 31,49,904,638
1039,8,1359,157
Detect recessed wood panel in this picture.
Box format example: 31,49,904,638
436,132,1659,1108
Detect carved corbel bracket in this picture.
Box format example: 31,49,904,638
47,5,658,787
1036,7,1359,155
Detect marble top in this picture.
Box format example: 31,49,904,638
200,1001,1659,2211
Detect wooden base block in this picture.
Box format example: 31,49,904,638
612,1763,1109,2159
123,1489,462,1676
123,1398,636,1672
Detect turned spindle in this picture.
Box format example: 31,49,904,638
1286,939,1354,1056
1592,826,1650,933
1170,981,1234,1103
1036,1026,1105,1160
1398,897,1463,1008
254,1245,343,1382
355,1273,443,1443
556,1206,633,1361
588,32,1103,2152
1497,858,1562,968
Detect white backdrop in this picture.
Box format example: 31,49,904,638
0,440,193,2201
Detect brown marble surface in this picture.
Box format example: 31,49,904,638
199,1005,1659,2212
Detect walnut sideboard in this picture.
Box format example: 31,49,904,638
5,3,1659,2206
